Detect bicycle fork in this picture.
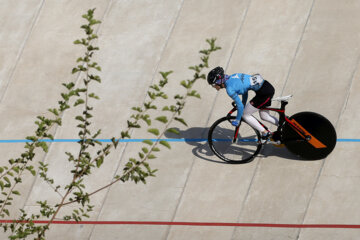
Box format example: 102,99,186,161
233,125,240,143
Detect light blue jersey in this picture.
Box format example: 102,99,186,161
225,73,264,121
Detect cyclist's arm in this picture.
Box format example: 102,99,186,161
227,88,244,121
242,91,248,106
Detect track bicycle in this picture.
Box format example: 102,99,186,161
208,95,337,164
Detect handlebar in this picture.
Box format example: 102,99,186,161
227,102,238,118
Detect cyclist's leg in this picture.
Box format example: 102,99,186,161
259,110,279,126
242,102,266,132
252,80,276,126
243,80,275,138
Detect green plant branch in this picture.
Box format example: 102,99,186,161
61,109,177,207
61,38,221,206
2,9,102,239
0,163,26,218
2,7,221,239
62,71,172,190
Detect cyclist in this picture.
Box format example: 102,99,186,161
207,66,279,143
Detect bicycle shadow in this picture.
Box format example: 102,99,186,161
164,127,318,164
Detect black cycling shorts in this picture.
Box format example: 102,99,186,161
250,80,275,109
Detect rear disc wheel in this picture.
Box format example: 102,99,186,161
282,112,337,160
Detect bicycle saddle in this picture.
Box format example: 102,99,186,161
272,95,293,102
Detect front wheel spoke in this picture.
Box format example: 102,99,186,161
208,117,262,163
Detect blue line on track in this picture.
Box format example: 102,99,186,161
0,138,358,143
336,139,360,142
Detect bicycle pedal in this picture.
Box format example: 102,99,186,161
268,140,284,147
273,142,285,148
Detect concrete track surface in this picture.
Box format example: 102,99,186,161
1,0,360,239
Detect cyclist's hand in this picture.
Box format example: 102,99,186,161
231,120,240,127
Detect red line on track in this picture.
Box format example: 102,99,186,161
0,220,360,229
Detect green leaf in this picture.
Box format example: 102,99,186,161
26,136,37,142
3,209,9,216
132,107,143,112
13,166,20,174
160,71,173,80
90,74,101,83
127,120,141,128
159,93,168,99
76,116,85,122
144,102,157,110
152,147,160,152
72,68,79,74
143,140,153,146
121,131,131,139
155,116,168,124
180,80,188,89
141,115,151,126
111,138,120,148
144,118,151,126
167,128,180,135
160,140,171,149
74,99,85,107
89,93,100,99
12,191,20,196
48,108,60,116
174,94,184,99
96,157,104,168
147,128,159,136
0,181,4,190
35,142,48,152
61,93,70,101
148,154,156,159
142,147,149,154
46,134,55,140
150,84,160,92
188,90,201,98
175,117,188,126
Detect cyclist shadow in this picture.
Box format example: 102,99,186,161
164,127,314,163
164,127,225,164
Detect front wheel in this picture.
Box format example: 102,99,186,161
208,116,262,164
281,112,337,160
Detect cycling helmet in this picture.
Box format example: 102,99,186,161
207,66,224,85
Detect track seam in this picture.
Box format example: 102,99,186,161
336,51,360,123
182,0,253,239
8,0,113,236
161,1,201,238
85,1,124,239
162,0,253,238
291,1,349,239
295,13,360,240
231,158,261,240
18,0,62,211
280,0,315,98
79,1,186,239
0,0,45,104
205,0,252,128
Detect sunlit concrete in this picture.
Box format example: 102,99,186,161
0,0,360,239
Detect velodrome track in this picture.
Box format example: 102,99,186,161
1,0,360,239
